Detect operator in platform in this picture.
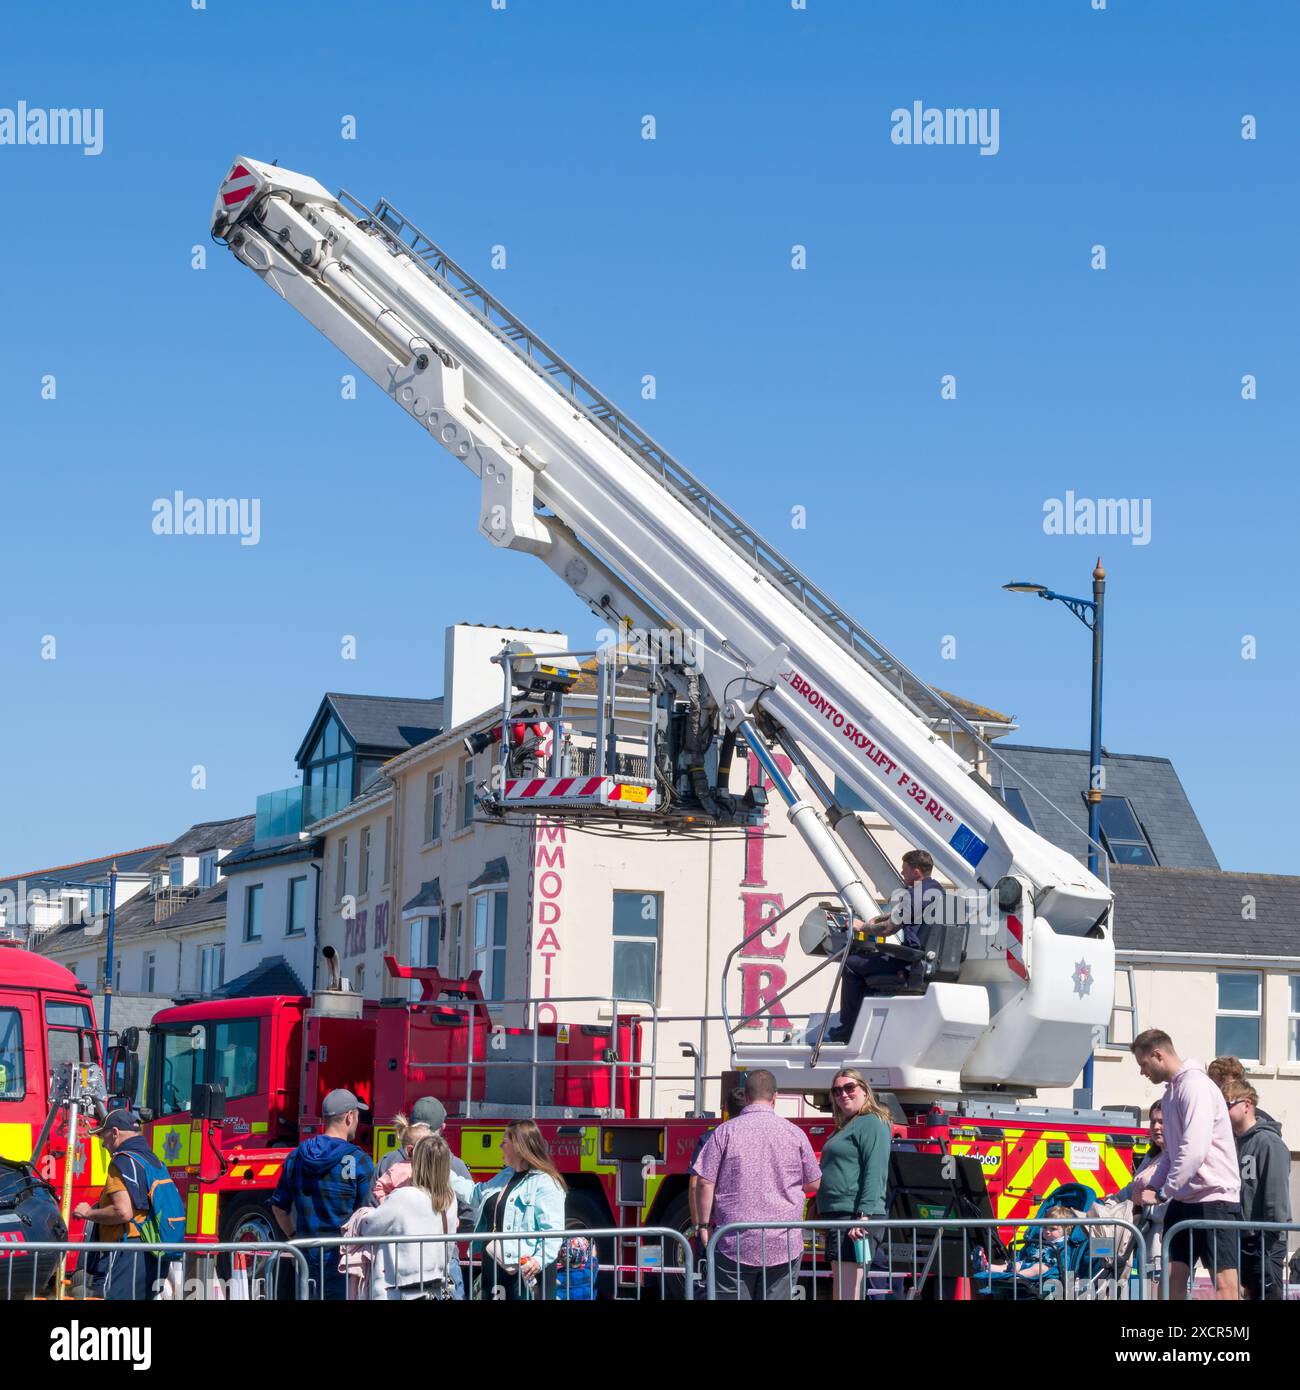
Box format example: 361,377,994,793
825,849,943,1044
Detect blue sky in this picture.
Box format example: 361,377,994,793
0,0,1295,875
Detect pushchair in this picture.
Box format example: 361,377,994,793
973,1183,1100,1301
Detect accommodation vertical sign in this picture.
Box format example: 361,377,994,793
527,817,566,1025
737,751,793,1028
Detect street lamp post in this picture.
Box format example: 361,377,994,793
1003,560,1107,1107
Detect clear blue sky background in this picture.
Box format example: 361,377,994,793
1,0,1295,875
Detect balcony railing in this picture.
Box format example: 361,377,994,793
255,784,350,843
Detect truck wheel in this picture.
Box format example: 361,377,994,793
655,1191,696,1301
217,1199,293,1299
562,1190,616,1300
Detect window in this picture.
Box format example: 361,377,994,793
359,828,372,897
1288,978,1300,1063
424,771,444,844
88,884,107,918
169,859,184,887
287,876,310,937
244,885,264,943
1216,972,1261,1062
200,945,225,995
62,893,83,926
998,787,1035,830
211,1019,260,1100
96,957,119,989
473,891,508,1000
46,998,95,1077
408,915,440,1000
1092,795,1157,866
336,838,349,903
449,902,463,977
0,1008,26,1101
157,1026,204,1116
460,757,476,831
612,891,661,1004
144,953,157,993
199,853,218,889
302,712,356,801
382,816,393,886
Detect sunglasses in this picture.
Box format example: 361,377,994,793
830,1082,861,1097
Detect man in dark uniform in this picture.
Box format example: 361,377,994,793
826,849,943,1044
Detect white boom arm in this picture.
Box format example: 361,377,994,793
212,158,1114,1095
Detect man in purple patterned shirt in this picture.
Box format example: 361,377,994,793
692,1069,821,1299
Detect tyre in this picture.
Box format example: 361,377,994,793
561,1189,617,1301
217,1198,294,1299
654,1191,697,1301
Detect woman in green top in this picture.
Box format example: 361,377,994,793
817,1067,892,1300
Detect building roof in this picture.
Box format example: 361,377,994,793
990,744,1219,871
149,816,256,863
296,694,444,763
210,954,307,1000
220,837,322,875
403,877,442,914
0,844,166,900
1111,864,1300,957
468,857,510,890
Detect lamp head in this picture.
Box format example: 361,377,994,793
1002,581,1048,596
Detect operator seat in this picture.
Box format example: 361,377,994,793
859,918,966,998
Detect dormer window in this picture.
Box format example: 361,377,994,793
301,711,355,799
168,859,184,887
199,853,218,889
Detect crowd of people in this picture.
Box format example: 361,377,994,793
67,1036,1293,1303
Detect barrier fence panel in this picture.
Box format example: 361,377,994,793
0,1239,312,1301
705,1217,1149,1302
1158,1219,1300,1302
291,1226,694,1301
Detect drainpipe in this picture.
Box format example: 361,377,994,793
310,862,323,991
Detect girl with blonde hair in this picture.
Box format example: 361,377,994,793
356,1134,459,1299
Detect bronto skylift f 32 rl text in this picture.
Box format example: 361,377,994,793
211,157,1115,1102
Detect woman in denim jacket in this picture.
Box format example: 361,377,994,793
451,1119,567,1300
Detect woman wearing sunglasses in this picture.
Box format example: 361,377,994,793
818,1068,893,1300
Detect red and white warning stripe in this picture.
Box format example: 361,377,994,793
220,163,259,209
1004,914,1029,981
505,776,608,801
502,776,657,809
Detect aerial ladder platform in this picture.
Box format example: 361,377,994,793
211,157,1114,1101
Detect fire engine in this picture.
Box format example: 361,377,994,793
51,152,1152,1292
0,942,139,1291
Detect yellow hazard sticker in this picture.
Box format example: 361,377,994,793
616,784,649,803
558,1025,570,1044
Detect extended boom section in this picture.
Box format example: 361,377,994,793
213,157,1114,1098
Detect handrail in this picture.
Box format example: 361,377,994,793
705,1216,1148,1301
4,1239,312,1301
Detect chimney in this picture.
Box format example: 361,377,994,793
442,624,569,732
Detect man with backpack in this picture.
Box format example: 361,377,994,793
74,1108,186,1300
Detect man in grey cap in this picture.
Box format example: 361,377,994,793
271,1088,375,1300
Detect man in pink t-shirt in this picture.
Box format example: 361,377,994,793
1130,1029,1242,1300
692,1069,821,1299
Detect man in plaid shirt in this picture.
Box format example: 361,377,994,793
272,1088,375,1299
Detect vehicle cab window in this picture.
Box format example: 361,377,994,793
0,1007,25,1101
153,1025,207,1117
211,1019,260,1100
45,1000,97,1078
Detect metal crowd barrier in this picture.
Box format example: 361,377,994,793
704,1217,1150,1301
1159,1219,1299,1301
291,1226,695,1301
0,1239,312,1301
